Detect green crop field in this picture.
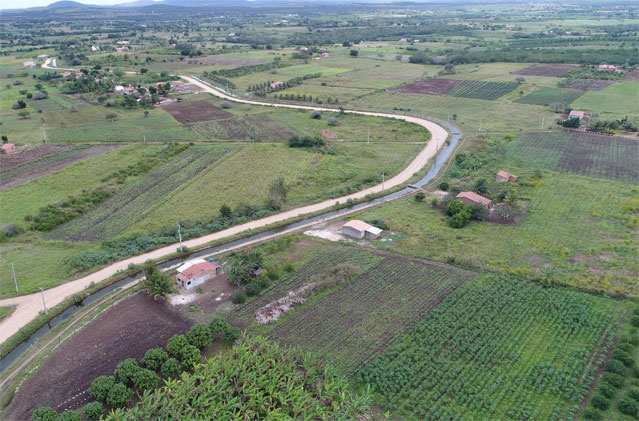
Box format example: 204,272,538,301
446,80,518,100
359,275,623,420
571,82,639,117
505,132,639,184
514,87,585,105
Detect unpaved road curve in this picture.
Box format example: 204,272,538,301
0,74,450,344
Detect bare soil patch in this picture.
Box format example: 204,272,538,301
624,70,639,81
564,79,615,91
0,145,72,171
513,64,578,77
0,145,119,192
2,293,192,419
171,272,239,324
189,56,265,67
392,78,459,95
162,100,232,123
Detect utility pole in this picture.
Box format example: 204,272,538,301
447,112,450,123
541,114,545,130
143,131,146,144
381,171,385,192
367,127,370,145
43,127,47,144
478,115,483,133
40,287,48,315
11,263,18,293
177,223,183,252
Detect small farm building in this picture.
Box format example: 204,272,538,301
22,61,36,68
598,64,617,72
321,52,330,58
37,54,48,59
321,129,337,139
568,111,585,120
495,170,517,183
342,220,383,239
61,71,72,77
270,81,284,89
456,192,493,209
1,143,16,154
176,258,220,290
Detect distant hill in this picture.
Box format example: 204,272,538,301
47,1,91,7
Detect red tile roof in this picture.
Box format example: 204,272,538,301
176,261,218,281
456,191,492,206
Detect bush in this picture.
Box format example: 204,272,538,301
628,386,639,401
180,344,201,368
448,212,470,228
161,357,181,378
602,372,624,388
309,110,321,119
54,410,80,421
114,358,141,385
288,135,325,148
439,181,449,191
631,315,639,327
232,292,246,304
326,116,339,126
209,317,240,343
606,359,628,376
470,203,489,221
0,223,23,240
590,395,610,410
245,282,261,297
613,348,634,367
133,368,159,392
415,192,425,202
220,101,232,108
187,324,212,349
32,407,57,421
89,375,116,401
597,382,617,399
83,402,104,420
166,334,188,358
106,383,131,408
364,218,389,231
445,199,467,217
582,408,602,421
141,348,168,371
618,396,639,416
32,90,48,100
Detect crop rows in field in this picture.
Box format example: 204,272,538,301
564,79,616,91
514,87,584,105
446,80,518,100
49,145,234,241
267,256,476,374
513,64,578,77
189,114,295,141
359,276,617,420
26,98,66,112
506,132,639,184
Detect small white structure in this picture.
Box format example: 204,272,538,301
37,54,49,59
22,61,36,68
176,258,220,290
341,220,383,240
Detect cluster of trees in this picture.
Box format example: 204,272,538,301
34,319,239,420
249,73,321,97
208,61,279,78
442,199,487,228
591,116,638,132
288,135,326,148
201,71,236,90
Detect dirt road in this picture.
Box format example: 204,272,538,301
0,73,451,345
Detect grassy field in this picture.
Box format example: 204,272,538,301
353,135,638,297
571,82,639,118
359,274,625,420
446,80,518,100
0,305,15,321
514,87,585,106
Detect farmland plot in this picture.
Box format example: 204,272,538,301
0,144,72,171
392,78,460,95
513,64,578,77
446,80,518,100
189,115,295,141
161,100,232,123
50,144,234,241
506,132,639,184
359,275,619,420
564,79,616,91
514,87,584,105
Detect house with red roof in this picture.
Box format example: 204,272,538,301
175,258,220,290
569,110,585,120
1,143,16,154
456,192,493,209
321,129,337,139
495,170,517,183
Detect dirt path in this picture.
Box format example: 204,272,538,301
0,74,452,345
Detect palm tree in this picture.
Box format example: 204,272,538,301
143,265,174,300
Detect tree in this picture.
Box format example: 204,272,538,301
180,345,201,368
445,200,467,217
350,49,359,57
562,117,580,128
113,69,124,78
32,407,57,421
83,402,104,420
187,324,212,349
89,375,116,401
219,204,232,218
232,292,246,304
473,178,488,194
590,395,610,410
470,204,490,221
167,334,189,358
439,181,449,191
161,357,181,378
448,212,470,228
32,91,48,100
1,136,7,143
415,192,425,202
267,177,288,210
106,383,131,408
143,265,174,300
228,248,263,285
133,368,159,392
515,77,526,84
141,348,168,370
114,358,141,386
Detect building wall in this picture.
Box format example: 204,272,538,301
342,226,365,239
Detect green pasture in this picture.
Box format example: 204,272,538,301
571,82,639,118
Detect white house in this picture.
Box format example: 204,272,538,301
342,220,383,240
176,258,220,290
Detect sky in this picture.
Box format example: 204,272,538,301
0,0,126,8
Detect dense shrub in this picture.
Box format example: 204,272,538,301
180,345,201,368
209,317,240,343
631,315,639,328
245,282,262,297
232,292,246,304
141,348,168,371
106,383,132,408
448,212,471,228
612,348,634,367
590,395,610,410
439,181,449,191
606,359,628,376
582,408,602,421
364,218,389,231
133,368,159,392
618,396,639,416
602,372,625,388
628,386,639,401
415,192,425,202
597,381,617,399
166,334,188,358
89,375,116,401
66,250,112,272
54,410,80,421
26,189,112,231
187,324,212,349
445,200,468,217
161,357,181,378
83,402,104,420
288,135,325,148
114,359,141,386
32,407,57,421
0,223,23,241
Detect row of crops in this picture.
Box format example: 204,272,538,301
267,255,476,374
514,87,585,106
358,275,619,420
446,80,519,100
